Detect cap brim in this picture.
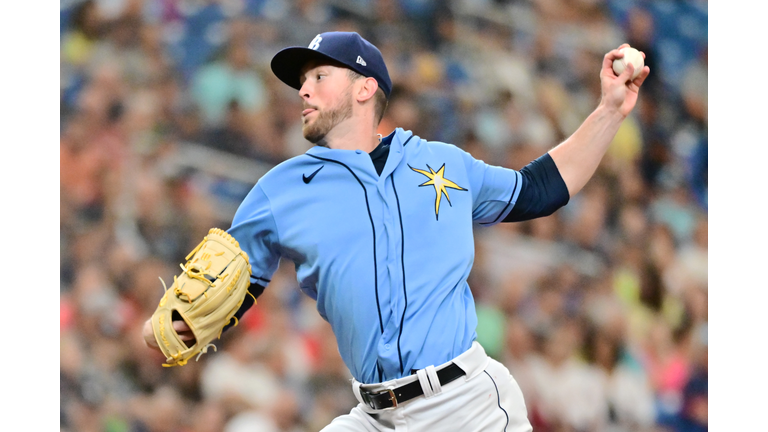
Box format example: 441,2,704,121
270,47,340,91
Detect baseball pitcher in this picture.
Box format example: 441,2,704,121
143,31,649,431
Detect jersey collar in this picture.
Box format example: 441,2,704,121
377,128,413,179
304,128,415,177
305,128,412,154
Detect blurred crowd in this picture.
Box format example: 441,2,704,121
60,0,708,431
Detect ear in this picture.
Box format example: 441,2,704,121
354,77,379,103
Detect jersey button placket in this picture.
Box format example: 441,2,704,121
379,183,400,318
385,180,406,373
377,180,402,372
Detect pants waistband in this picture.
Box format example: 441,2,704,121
352,341,489,410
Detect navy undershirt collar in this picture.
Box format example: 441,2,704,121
368,133,393,176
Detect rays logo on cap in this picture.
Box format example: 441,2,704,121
270,31,393,98
308,35,322,50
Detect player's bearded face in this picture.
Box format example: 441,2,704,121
302,84,354,145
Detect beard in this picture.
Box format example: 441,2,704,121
302,88,353,145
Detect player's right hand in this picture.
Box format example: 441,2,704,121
599,43,650,118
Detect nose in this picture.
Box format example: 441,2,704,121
299,80,312,100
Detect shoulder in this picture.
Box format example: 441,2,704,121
233,155,315,220
256,154,320,190
403,135,473,168
402,133,464,156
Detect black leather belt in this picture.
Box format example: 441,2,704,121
359,363,466,410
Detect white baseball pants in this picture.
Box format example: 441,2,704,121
320,342,533,432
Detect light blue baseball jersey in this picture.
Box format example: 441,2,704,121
228,127,523,384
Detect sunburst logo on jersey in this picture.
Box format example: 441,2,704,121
409,163,467,220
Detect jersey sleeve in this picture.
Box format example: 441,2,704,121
459,148,523,226
227,183,281,287
502,152,570,222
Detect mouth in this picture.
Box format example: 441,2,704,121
302,108,317,117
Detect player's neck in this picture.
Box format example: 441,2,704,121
322,114,379,153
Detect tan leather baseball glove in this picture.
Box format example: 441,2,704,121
150,228,253,367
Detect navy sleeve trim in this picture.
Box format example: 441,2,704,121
503,153,569,222
251,275,271,284
479,171,521,226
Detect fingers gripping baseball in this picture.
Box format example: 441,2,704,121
600,44,650,117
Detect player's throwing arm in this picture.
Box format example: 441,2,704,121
548,43,650,197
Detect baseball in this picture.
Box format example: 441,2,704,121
612,47,644,80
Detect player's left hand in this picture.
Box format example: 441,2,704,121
142,318,195,351
599,43,651,118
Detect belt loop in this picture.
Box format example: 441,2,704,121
425,365,442,395
416,368,435,398
352,380,365,405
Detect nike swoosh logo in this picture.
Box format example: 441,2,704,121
303,165,324,184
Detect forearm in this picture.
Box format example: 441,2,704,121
548,104,625,197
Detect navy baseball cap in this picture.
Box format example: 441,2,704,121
271,32,392,99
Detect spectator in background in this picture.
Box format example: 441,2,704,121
187,400,228,432
61,0,103,69
675,333,707,432
191,38,267,129
528,318,606,432
201,100,257,158
583,323,656,432
642,316,692,426
377,88,423,138
623,6,662,100
303,323,359,431
199,330,283,413
678,47,708,211
501,316,538,418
